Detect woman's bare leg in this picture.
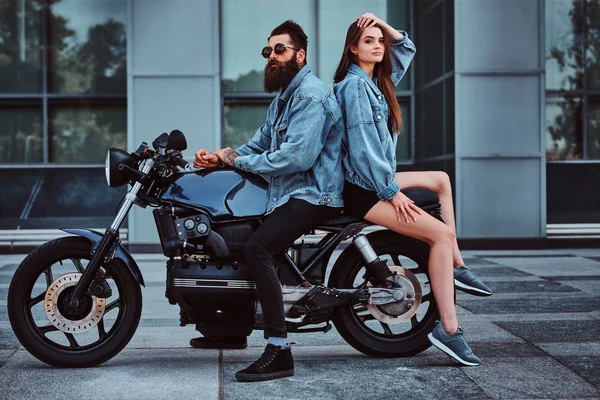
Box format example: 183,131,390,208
364,199,459,333
394,171,465,268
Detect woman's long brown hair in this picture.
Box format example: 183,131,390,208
334,21,402,134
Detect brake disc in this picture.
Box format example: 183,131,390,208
44,273,106,333
367,266,422,324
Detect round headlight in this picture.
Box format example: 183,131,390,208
106,148,136,188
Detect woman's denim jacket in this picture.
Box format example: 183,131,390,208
234,65,345,214
333,31,416,201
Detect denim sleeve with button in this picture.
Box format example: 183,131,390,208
389,30,416,87
234,97,331,176
340,78,400,201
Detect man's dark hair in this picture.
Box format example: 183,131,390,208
270,20,308,63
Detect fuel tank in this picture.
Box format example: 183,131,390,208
158,168,268,220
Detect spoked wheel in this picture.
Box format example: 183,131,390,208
329,230,439,357
8,237,142,367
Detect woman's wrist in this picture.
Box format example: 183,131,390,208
379,20,402,40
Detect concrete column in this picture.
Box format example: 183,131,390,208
126,0,221,246
454,0,545,238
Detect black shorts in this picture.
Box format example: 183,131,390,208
343,182,381,218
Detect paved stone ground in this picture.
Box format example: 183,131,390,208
1,249,599,399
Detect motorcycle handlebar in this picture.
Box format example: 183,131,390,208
173,155,193,171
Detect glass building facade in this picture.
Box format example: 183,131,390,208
1,0,598,245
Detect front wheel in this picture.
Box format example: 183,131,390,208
329,230,439,357
7,237,142,367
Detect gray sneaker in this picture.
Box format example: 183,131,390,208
454,264,493,296
427,321,481,366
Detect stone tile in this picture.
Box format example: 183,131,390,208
126,326,199,349
137,318,181,328
0,349,219,400
558,280,600,296
482,280,580,294
469,342,546,358
463,257,499,266
483,256,600,277
461,265,532,278
461,357,599,399
495,320,600,343
0,328,19,349
0,349,16,367
556,356,600,387
458,321,524,343
458,296,600,314
223,357,486,400
537,342,600,357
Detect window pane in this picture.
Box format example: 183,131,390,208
546,99,582,160
588,102,600,159
416,2,443,85
445,78,455,155
587,0,600,90
0,0,43,93
49,0,127,94
0,103,43,163
223,104,270,149
545,0,584,90
396,101,411,161
50,106,126,163
0,168,126,228
418,82,443,159
222,0,315,93
547,163,600,223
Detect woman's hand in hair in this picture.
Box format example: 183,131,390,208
357,12,382,28
389,191,422,224
356,12,403,40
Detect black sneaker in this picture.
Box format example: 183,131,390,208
235,344,294,382
189,336,247,349
454,264,493,296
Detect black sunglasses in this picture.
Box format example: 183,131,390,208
261,43,299,58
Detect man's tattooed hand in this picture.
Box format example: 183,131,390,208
214,147,239,168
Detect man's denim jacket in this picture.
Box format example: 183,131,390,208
333,31,416,201
234,65,344,214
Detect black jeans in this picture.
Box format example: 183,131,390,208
244,198,341,338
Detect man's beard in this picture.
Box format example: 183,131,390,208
263,57,301,93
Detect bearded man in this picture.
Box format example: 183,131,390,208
192,20,344,382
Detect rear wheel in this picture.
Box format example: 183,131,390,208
7,237,142,367
329,230,438,357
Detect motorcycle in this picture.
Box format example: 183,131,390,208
7,130,443,367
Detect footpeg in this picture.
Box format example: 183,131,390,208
289,286,362,316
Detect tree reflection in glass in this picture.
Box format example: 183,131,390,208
223,105,269,150
49,0,126,94
546,0,589,160
0,0,44,93
50,107,126,164
546,100,582,160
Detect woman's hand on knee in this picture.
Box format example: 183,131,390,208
389,192,422,223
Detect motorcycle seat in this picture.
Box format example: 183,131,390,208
322,188,440,226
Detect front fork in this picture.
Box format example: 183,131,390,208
68,160,155,304
352,234,393,287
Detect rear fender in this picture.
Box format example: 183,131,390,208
61,228,145,287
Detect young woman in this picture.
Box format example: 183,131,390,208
333,13,482,366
